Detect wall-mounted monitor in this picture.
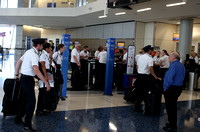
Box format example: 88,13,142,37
173,33,179,41
117,42,125,49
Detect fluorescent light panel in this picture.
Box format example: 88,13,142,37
115,12,126,16
166,2,186,7
137,8,151,12
99,15,107,18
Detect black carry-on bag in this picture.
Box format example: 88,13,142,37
148,79,163,115
1,79,22,118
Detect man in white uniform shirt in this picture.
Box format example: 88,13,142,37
71,43,81,88
160,50,170,79
97,47,107,90
15,38,50,132
135,45,160,114
80,46,89,85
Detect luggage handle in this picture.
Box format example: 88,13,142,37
11,80,17,100
11,79,21,100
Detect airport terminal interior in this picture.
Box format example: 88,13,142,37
0,0,200,132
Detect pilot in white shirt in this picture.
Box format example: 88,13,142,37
15,38,50,131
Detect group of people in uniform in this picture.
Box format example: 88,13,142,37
135,45,186,132
13,38,188,132
15,38,66,131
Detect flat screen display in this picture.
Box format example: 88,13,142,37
117,42,125,49
173,33,179,41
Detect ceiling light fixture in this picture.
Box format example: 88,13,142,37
166,2,186,7
115,12,126,16
137,8,151,12
99,15,107,18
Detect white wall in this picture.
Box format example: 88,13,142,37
154,23,177,53
66,22,135,39
41,29,66,43
135,21,145,54
23,25,42,48
144,22,155,46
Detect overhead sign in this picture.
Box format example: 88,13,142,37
0,32,6,37
173,33,179,41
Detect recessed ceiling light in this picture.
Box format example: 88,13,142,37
115,12,126,16
177,22,180,24
137,8,151,12
99,15,107,18
166,2,186,7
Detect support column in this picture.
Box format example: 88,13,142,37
178,19,193,61
14,25,23,63
144,22,155,46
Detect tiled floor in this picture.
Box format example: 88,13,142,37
0,55,200,132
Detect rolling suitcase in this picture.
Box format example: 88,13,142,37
123,87,138,103
148,79,162,115
2,79,22,118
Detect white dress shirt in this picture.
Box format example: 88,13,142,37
80,50,89,60
123,52,127,62
160,55,169,68
20,47,39,76
137,53,153,75
98,51,107,64
53,51,63,65
135,54,142,63
153,56,161,65
71,48,80,63
95,50,100,58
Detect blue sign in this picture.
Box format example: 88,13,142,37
26,36,31,50
104,38,116,95
61,34,70,97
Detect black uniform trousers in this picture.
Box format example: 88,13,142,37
36,87,46,113
160,68,168,79
134,74,151,111
16,74,36,128
98,63,106,91
164,86,182,128
80,59,88,85
71,62,78,86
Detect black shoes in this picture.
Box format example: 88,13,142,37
14,118,25,126
23,127,37,132
60,96,66,101
163,123,177,132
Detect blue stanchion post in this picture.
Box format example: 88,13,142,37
61,34,70,97
104,38,116,96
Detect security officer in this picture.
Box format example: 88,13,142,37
163,52,185,132
15,38,50,132
135,45,161,113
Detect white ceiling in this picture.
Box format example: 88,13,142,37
0,0,200,29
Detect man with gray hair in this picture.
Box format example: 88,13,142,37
71,43,81,88
163,52,186,132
